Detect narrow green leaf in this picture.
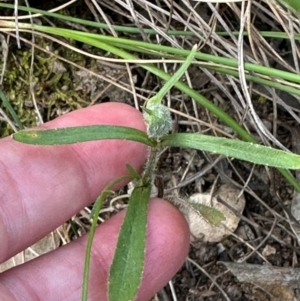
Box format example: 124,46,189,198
276,0,300,14
12,125,154,146
161,133,300,169
126,164,141,181
109,180,151,301
191,203,225,227
89,189,114,221
0,89,24,130
148,44,197,105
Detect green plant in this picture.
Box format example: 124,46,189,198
1,20,300,192
2,4,300,300
12,45,300,301
276,0,300,15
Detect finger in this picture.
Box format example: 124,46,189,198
0,199,190,301
0,102,148,262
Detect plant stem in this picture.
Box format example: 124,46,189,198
143,146,160,185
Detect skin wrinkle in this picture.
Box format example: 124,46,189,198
63,143,94,204
106,142,124,175
70,142,99,199
62,245,110,301
70,136,148,198
2,272,38,301
71,139,118,198
0,284,19,301
2,247,82,301
0,146,88,262
70,138,147,201
1,232,107,301
0,155,25,262
76,238,111,299
147,202,189,275
86,228,115,277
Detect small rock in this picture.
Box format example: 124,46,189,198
262,245,276,257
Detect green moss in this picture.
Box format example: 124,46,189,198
0,37,98,137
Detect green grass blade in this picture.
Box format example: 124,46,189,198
103,41,300,98
34,27,255,142
209,66,300,98
60,31,300,84
126,164,142,181
149,45,197,105
3,24,299,85
7,25,300,189
161,133,300,169
108,180,151,301
2,24,299,136
0,89,24,130
276,0,300,14
12,125,154,146
2,3,300,37
10,26,299,190
0,3,196,36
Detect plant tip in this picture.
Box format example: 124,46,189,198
143,103,172,140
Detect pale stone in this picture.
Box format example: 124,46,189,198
184,184,246,242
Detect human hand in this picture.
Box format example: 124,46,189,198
0,102,190,301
